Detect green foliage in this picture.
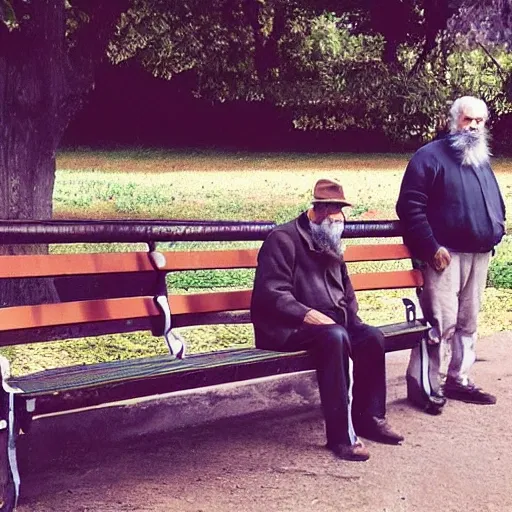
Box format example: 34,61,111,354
488,260,512,288
349,203,370,217
168,269,255,290
106,0,512,143
488,237,512,288
54,172,172,215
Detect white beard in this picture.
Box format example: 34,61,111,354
310,219,345,257
448,129,491,168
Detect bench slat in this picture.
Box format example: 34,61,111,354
351,269,423,290
161,249,259,270
0,296,159,332
0,252,154,279
169,290,252,315
170,270,422,314
0,269,422,332
0,244,415,279
344,244,412,262
160,245,414,269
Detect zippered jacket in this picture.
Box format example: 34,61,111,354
396,138,506,261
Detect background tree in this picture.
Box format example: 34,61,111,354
0,0,129,226
108,0,512,146
0,0,129,310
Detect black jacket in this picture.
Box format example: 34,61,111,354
250,212,362,350
396,138,506,261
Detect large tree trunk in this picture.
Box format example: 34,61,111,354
0,0,130,307
0,122,59,305
0,4,65,307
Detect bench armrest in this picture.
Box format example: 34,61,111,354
402,298,417,323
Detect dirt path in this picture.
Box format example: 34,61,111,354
16,331,512,512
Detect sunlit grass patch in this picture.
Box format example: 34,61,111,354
4,149,511,373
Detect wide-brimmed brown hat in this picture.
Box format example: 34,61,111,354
312,178,352,207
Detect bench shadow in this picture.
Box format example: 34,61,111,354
17,404,325,503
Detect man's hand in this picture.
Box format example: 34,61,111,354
303,309,335,325
431,247,451,271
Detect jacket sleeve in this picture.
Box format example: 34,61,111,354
341,260,363,328
252,230,311,325
395,153,441,261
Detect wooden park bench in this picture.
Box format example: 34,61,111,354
0,219,429,511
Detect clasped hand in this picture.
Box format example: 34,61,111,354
431,246,451,271
303,309,335,325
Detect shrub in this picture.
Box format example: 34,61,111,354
488,259,512,289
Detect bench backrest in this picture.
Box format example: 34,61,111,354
0,251,162,345
160,244,422,316
0,242,421,347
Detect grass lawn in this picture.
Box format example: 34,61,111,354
3,149,512,375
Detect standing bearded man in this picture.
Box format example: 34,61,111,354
396,96,506,415
251,178,403,462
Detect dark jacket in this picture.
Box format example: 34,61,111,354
396,138,506,261
251,212,362,350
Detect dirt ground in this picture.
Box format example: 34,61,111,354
15,331,512,512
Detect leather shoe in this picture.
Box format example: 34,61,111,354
444,378,496,405
406,375,445,415
355,417,404,445
326,439,370,461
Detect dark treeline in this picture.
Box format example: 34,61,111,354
65,61,508,154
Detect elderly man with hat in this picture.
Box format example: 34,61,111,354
251,178,403,461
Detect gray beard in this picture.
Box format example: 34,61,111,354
310,219,344,257
448,129,491,168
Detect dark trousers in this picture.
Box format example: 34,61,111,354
284,323,386,446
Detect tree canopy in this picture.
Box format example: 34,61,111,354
107,0,512,143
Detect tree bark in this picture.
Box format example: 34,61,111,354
0,1,66,306
0,0,129,307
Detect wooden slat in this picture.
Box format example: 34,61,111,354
167,270,422,315
24,349,315,414
351,269,423,291
0,252,154,279
160,246,413,269
0,244,413,279
0,269,422,333
160,249,259,271
0,296,159,332
169,289,252,315
344,244,412,262
161,245,412,269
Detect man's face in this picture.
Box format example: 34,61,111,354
312,203,344,224
456,103,487,133
310,203,346,256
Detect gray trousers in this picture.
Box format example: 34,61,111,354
407,251,491,394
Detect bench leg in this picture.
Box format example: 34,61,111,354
406,336,446,415
0,391,19,512
0,358,20,512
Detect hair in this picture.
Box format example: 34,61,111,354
449,96,488,133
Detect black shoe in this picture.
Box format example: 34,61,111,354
431,388,447,404
355,417,404,445
444,379,497,405
406,375,446,415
